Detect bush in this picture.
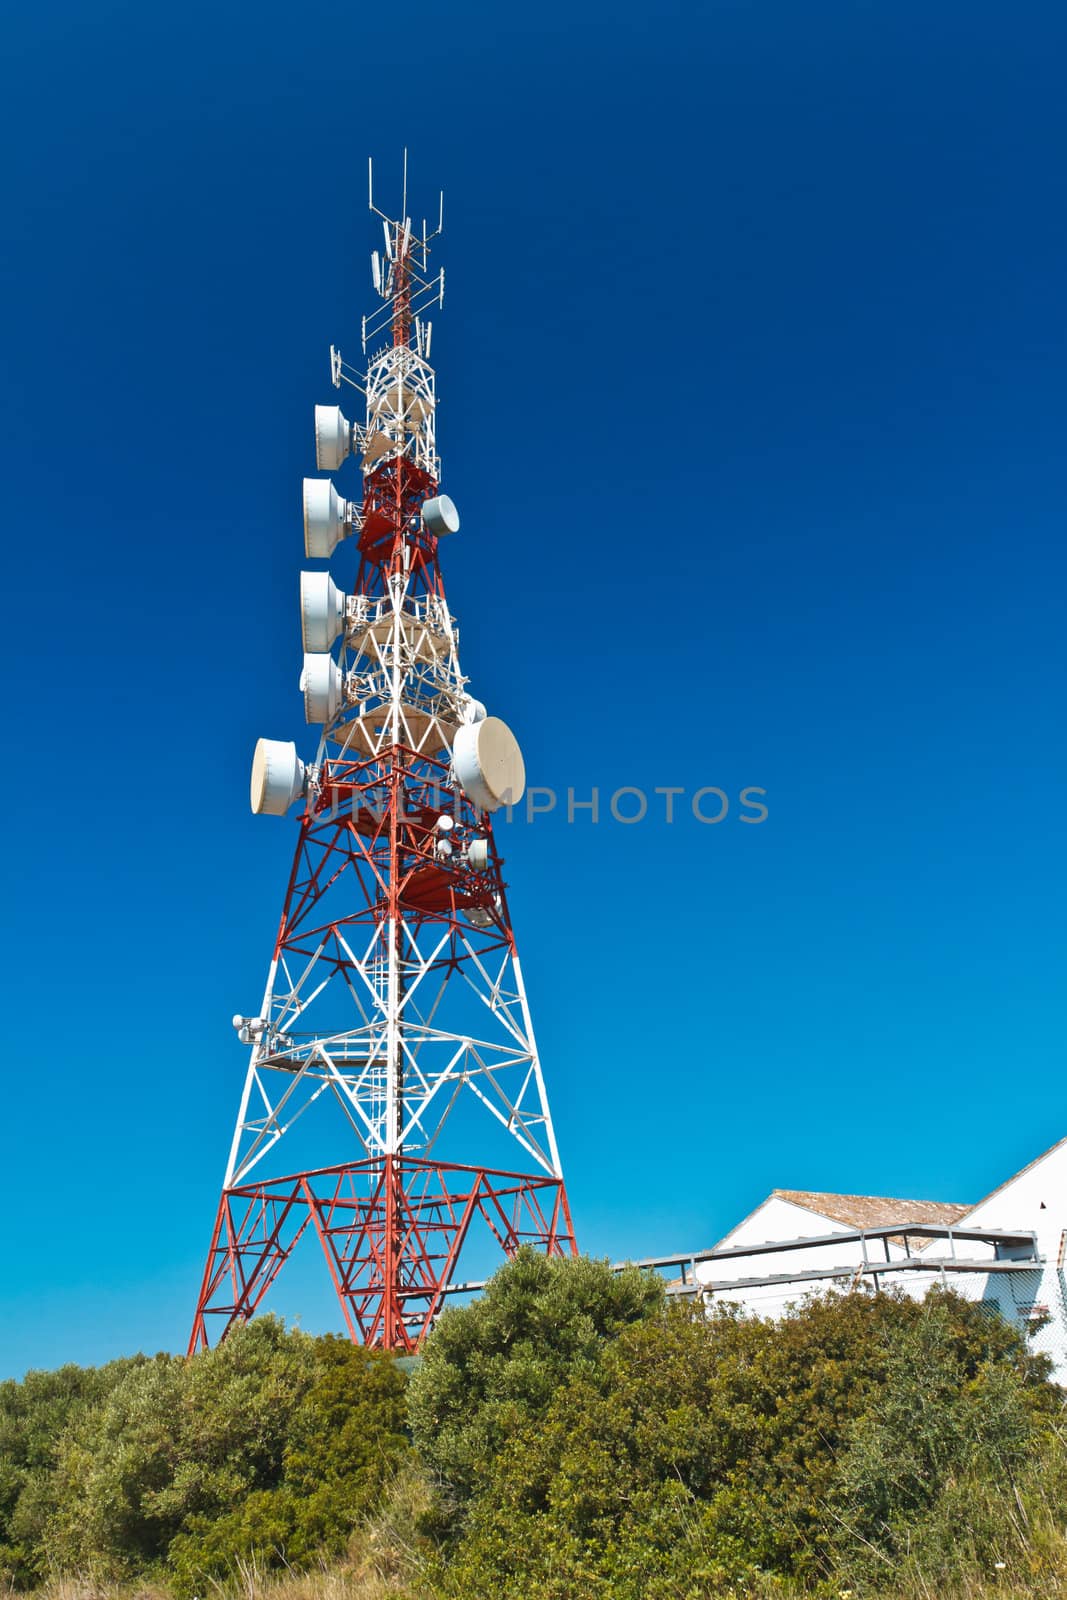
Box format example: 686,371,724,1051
0,1320,412,1590
430,1289,1061,1600
830,1300,1062,1587
169,1337,411,1589
3,1266,1063,1599
45,1318,320,1576
0,1356,148,1586
406,1248,664,1512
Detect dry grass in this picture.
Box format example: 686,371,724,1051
10,1565,423,1600
16,1561,1067,1600
13,1567,1067,1600
206,1554,420,1600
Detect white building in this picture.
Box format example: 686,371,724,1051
684,1136,1067,1380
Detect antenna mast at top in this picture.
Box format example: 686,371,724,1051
366,151,444,353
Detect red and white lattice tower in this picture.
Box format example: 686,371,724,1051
189,159,576,1354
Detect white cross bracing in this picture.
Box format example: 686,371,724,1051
225,563,562,1193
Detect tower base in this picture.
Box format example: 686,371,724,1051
188,1156,576,1354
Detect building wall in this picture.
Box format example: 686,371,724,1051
951,1139,1067,1378
697,1195,930,1323
694,1142,1067,1382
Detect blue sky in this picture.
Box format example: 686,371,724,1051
1,0,1065,1377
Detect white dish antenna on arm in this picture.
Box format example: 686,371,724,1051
250,739,306,816
300,571,346,653
422,494,460,537
453,717,526,812
300,653,343,725
303,478,359,558
314,405,356,471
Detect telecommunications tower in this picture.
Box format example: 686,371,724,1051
189,159,576,1353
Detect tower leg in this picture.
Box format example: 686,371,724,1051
187,1179,315,1356
189,1158,576,1354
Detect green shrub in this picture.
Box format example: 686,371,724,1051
829,1301,1062,1588
0,1320,412,1590
169,1337,411,1589
43,1317,320,1576
0,1355,148,1586
2,1265,1062,1599
430,1289,1061,1600
406,1247,663,1513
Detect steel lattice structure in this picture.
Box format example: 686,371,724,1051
189,159,575,1355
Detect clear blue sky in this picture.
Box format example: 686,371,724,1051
1,0,1064,1378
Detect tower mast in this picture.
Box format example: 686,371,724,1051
189,158,576,1352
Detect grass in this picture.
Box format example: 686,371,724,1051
16,1552,1067,1600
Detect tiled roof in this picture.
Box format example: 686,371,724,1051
772,1189,971,1230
